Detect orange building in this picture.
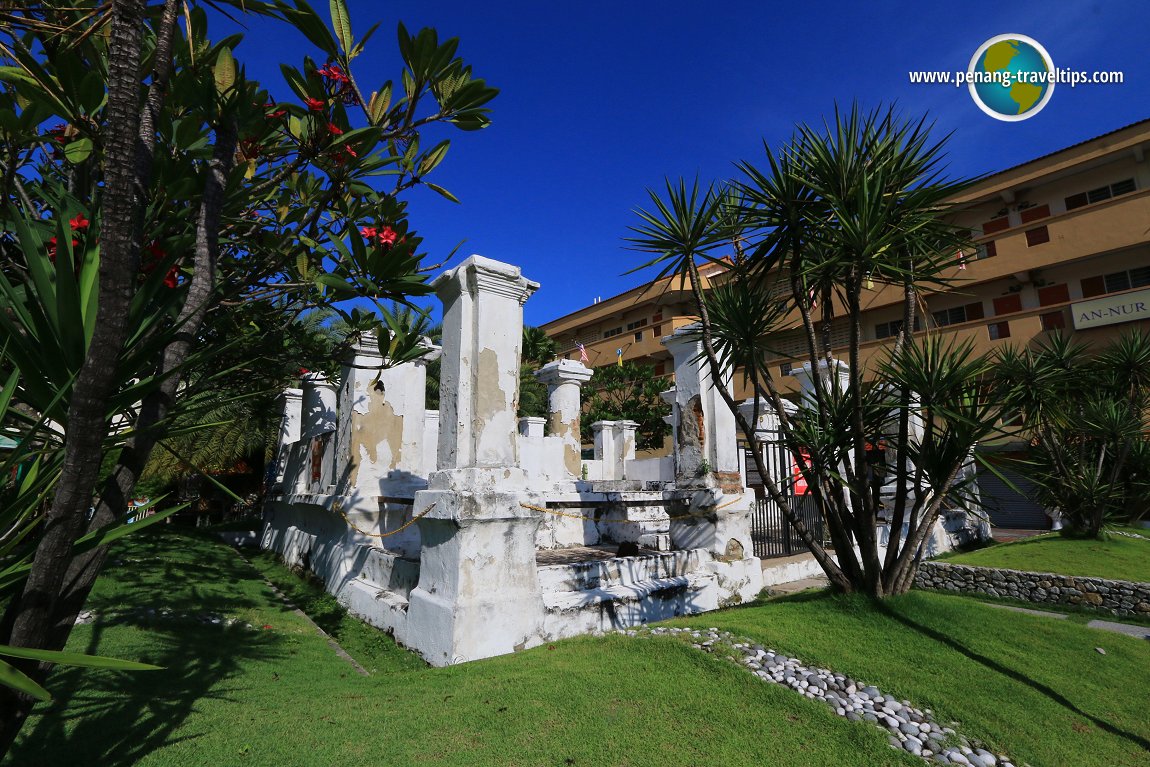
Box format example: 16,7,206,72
540,120,1150,527
542,120,1150,390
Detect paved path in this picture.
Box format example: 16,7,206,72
766,576,829,596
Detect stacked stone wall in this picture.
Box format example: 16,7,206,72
916,561,1150,618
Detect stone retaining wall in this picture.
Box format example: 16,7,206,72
915,561,1150,618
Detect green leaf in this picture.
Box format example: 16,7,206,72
424,182,459,203
314,273,358,297
329,0,353,55
0,658,50,701
0,645,162,671
368,82,391,125
213,46,236,94
418,139,449,176
72,504,186,555
283,1,339,57
63,138,93,164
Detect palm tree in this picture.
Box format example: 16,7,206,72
522,325,557,367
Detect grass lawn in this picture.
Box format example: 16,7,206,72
9,531,1150,767
942,528,1150,583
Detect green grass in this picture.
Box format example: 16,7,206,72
941,528,1150,583
9,531,1150,766
677,591,1150,767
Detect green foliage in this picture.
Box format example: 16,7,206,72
582,362,671,451
522,325,556,367
14,531,1150,766
0,0,498,714
627,104,998,596
995,330,1150,536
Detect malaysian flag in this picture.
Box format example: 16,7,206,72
577,342,588,363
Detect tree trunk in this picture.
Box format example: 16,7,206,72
45,122,238,656
0,0,147,752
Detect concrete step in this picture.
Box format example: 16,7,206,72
352,544,420,598
536,549,705,593
540,570,718,640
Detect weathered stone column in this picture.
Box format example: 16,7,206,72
271,388,303,492
662,325,761,601
535,359,593,477
518,416,545,439
663,324,741,488
405,256,544,666
737,397,797,493
590,420,639,480
791,358,849,410
336,333,440,498
300,373,339,492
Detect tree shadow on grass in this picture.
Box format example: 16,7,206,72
8,533,293,766
874,599,1150,755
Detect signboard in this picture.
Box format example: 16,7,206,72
1071,288,1150,330
791,450,811,495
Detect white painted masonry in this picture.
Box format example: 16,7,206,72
263,256,765,667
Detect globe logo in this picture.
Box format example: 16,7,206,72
968,34,1055,121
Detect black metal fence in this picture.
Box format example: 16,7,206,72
750,495,825,559
745,431,827,559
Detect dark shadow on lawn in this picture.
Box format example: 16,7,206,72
874,600,1150,755
8,534,291,767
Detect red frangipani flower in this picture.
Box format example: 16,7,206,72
69,215,90,231
359,225,399,247
304,97,326,112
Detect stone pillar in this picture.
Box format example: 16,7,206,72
535,359,593,477
336,333,440,498
590,420,637,480
405,256,544,666
737,397,798,493
300,373,339,492
592,420,619,477
301,373,338,439
662,326,760,599
518,416,545,438
271,388,303,492
792,358,849,410
663,324,741,488
434,256,538,476
422,410,440,479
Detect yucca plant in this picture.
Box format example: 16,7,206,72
627,104,1003,596
995,330,1150,537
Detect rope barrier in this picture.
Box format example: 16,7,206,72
331,494,747,535
519,494,745,523
337,502,437,539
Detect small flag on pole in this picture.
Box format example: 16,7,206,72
808,287,818,309
616,348,624,367
865,273,874,290
577,342,588,363
957,250,967,271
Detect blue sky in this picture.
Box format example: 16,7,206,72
223,0,1149,327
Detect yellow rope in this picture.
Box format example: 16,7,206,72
519,494,745,522
337,502,437,539
715,493,745,511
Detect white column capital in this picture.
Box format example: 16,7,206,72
535,359,593,387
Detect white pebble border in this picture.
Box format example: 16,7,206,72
622,626,1029,767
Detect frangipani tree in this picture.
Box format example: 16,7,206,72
628,105,1004,597
0,0,496,747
